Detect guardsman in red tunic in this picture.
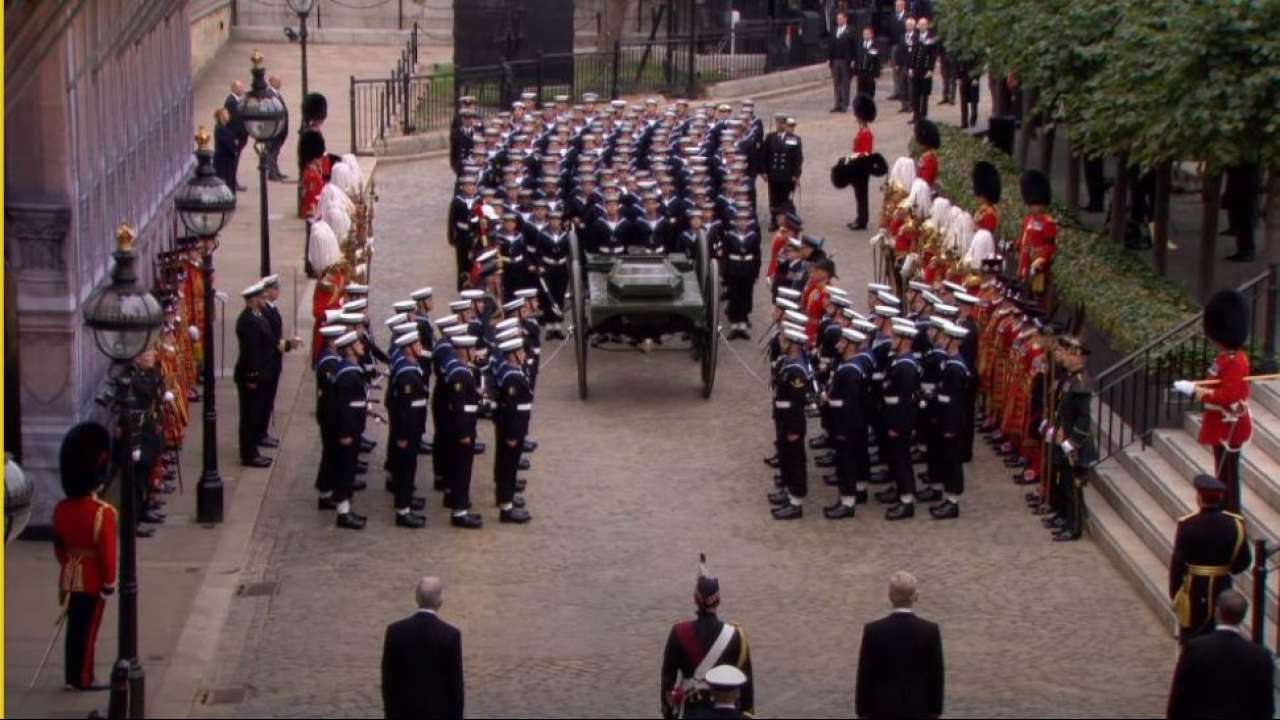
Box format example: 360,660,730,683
52,422,118,691
848,95,878,230
1174,290,1253,514
914,120,940,188
298,128,331,220
660,558,753,719
1017,170,1057,301
972,161,1001,236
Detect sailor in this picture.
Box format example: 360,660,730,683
443,334,484,529
329,331,369,530
929,322,972,519
722,209,761,340
493,337,534,524
496,211,531,300
314,324,347,506
430,318,462,494
235,281,277,468
448,174,481,290
881,320,922,520
534,212,571,339
768,327,813,520
685,665,751,719
824,327,870,519
385,331,429,529
514,287,543,393
1169,474,1252,642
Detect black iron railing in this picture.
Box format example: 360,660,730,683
1092,270,1273,464
348,20,817,154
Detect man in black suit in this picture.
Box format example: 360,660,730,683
854,26,882,99
1167,589,1274,720
887,0,909,102
265,75,289,181
223,80,248,191
381,576,465,719
213,107,239,193
855,571,945,719
829,11,857,112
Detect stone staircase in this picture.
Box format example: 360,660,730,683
1088,380,1280,645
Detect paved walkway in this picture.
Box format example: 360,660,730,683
178,80,1176,718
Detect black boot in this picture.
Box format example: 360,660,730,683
395,511,427,528
885,502,915,520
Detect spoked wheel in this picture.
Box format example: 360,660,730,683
696,228,712,292
701,259,721,399
570,255,589,400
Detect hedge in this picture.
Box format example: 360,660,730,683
926,124,1201,358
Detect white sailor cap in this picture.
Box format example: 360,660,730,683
944,323,971,339
933,303,959,317
242,280,266,298
319,325,346,338
334,331,359,348
503,299,524,313
954,292,980,306
325,309,344,323
384,313,409,327
908,280,931,293
920,291,942,306
867,283,892,294
853,319,879,333
498,337,524,353
554,94,570,103
393,300,417,313
848,309,868,321
782,328,809,343
929,316,951,330
442,325,468,337
338,312,365,325
582,92,600,102
873,305,900,318
450,334,479,348
784,309,809,325
342,299,368,312
448,300,471,312
892,323,919,338
876,290,901,306
827,286,849,297
393,322,418,335
345,283,369,295
828,294,852,308
495,327,522,341
841,307,860,320
261,274,280,288
394,331,420,347
786,237,803,249
515,287,539,300
461,288,488,301
776,287,802,300
775,298,800,311
410,287,434,301
781,321,806,334
495,317,521,331
435,314,459,327
705,665,748,690
840,328,868,344
943,280,966,294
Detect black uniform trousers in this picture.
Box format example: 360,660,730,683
494,430,522,505
725,274,754,324
961,388,977,462
446,439,475,511
453,238,473,291
1053,461,1086,539
65,592,107,688
237,381,269,462
1213,445,1243,515
388,440,420,510
541,266,569,325
779,433,808,499
331,441,360,503
922,419,944,487
912,75,932,121
940,58,956,101
767,178,796,218
835,431,870,498
887,432,916,499
431,392,449,490
938,435,965,495
832,62,853,111
856,74,876,99
959,75,980,128
852,173,871,226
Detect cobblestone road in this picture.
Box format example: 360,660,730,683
193,82,1175,718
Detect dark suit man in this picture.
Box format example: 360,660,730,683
223,81,248,191
265,76,289,181
888,2,909,102
854,27,881,98
381,577,465,719
213,108,239,193
829,12,858,112
855,571,944,719
1167,589,1274,720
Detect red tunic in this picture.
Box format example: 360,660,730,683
1016,213,1057,282
1198,350,1252,449
299,156,331,219
892,216,916,254
766,231,789,280
975,202,999,235
53,496,118,597
916,150,938,187
801,280,827,340
310,268,346,363
852,127,873,155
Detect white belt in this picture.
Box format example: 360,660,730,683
411,399,428,408
462,404,479,413
827,399,845,407
1204,401,1249,421
728,253,755,261
455,221,469,230
543,257,568,265
516,403,533,411
532,348,542,355
602,246,623,254
884,396,900,405
937,395,951,403
872,372,885,380
774,401,792,409
349,401,367,408
508,255,525,262
922,382,936,392
919,401,929,409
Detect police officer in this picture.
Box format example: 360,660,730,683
494,337,534,523
882,321,922,520
387,331,429,529
443,334,484,529
331,331,369,530
929,322,971,519
1169,474,1253,642
762,115,803,227
768,327,812,520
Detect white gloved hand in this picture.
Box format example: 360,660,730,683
1043,425,1054,442
163,391,175,403
1061,439,1075,455
131,449,142,462
188,325,200,341
1038,420,1048,434
216,290,229,303
1172,380,1196,397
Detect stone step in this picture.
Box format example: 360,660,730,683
1185,410,1280,510
1252,380,1280,420
1085,476,1178,636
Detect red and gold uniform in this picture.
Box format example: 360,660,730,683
299,155,332,220
53,486,117,690
916,149,938,188
1199,350,1252,513
852,127,873,156
311,264,347,363
1017,212,1057,297
801,279,828,341
766,229,790,282
975,201,998,235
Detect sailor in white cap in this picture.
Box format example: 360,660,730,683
928,322,972,520
823,327,873,519
492,337,534,524
257,274,301,450
328,330,369,530
386,331,429,529
701,665,751,718
952,291,981,460
879,321,922,520
441,334,484,529
235,280,278,468
762,111,802,224
915,313,953,506
768,327,813,520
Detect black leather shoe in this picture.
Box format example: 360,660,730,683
916,487,942,503
885,502,915,520
1052,530,1080,542
822,473,838,486
1014,472,1039,486
419,441,433,455
134,524,156,538
359,438,377,452
258,436,280,448
809,434,830,449
500,507,532,523
410,496,426,512
355,464,368,476
824,503,856,519
140,510,166,524
1042,516,1065,530
1005,457,1027,468
1024,491,1041,503
337,512,367,530
875,487,900,504
510,495,527,509
909,449,926,464
318,496,337,510
473,441,486,455
773,474,785,487
515,478,528,492
771,503,803,520
241,456,272,468
768,489,790,506
451,512,484,529
518,457,531,471
855,489,869,505
395,512,426,528
815,452,836,468
523,439,538,452
1226,252,1256,263
764,455,781,468
352,479,367,492
929,500,959,519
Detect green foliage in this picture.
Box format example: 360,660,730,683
930,125,1201,356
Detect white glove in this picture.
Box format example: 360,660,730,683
131,448,142,462
1060,439,1075,455
216,290,229,304
188,325,200,341
1043,425,1054,442
1038,420,1048,434
1172,380,1196,397
163,391,175,404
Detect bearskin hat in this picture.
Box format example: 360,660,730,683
1020,170,1052,207
298,129,326,167
60,422,112,498
1204,289,1249,350
914,119,940,150
301,92,328,124
853,94,877,124
831,158,853,189
972,161,1002,203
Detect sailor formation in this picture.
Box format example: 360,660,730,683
446,91,805,335
759,134,1093,535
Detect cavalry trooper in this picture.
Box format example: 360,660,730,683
881,320,922,521
768,326,812,520
330,331,369,530
1046,335,1095,541
1169,474,1253,642
660,557,754,719
443,333,484,529
929,321,972,520
534,210,571,339
493,337,534,524
825,327,870,520
721,208,761,340
387,331,430,529
314,324,346,508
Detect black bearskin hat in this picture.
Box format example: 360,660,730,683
853,94,877,124
914,119,940,150
830,157,853,189
60,422,112,498
865,152,889,177
972,161,1002,203
298,129,327,167
301,92,328,124
1020,170,1052,207
1204,289,1249,350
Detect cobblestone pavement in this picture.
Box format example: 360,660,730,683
193,81,1175,718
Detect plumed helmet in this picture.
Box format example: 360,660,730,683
1203,289,1249,350
1020,170,1052,207
853,94,877,123
972,161,1002,203
298,129,327,167
302,92,329,124
60,422,112,498
694,553,720,609
914,119,940,150
889,156,916,189
308,220,343,273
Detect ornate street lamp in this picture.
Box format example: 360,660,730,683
239,50,288,277
286,0,318,98
82,223,164,720
174,127,237,525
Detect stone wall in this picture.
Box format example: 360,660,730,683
234,0,438,32
191,0,234,80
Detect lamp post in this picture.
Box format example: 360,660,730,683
239,50,288,278
174,127,237,525
286,0,317,98
82,223,164,719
